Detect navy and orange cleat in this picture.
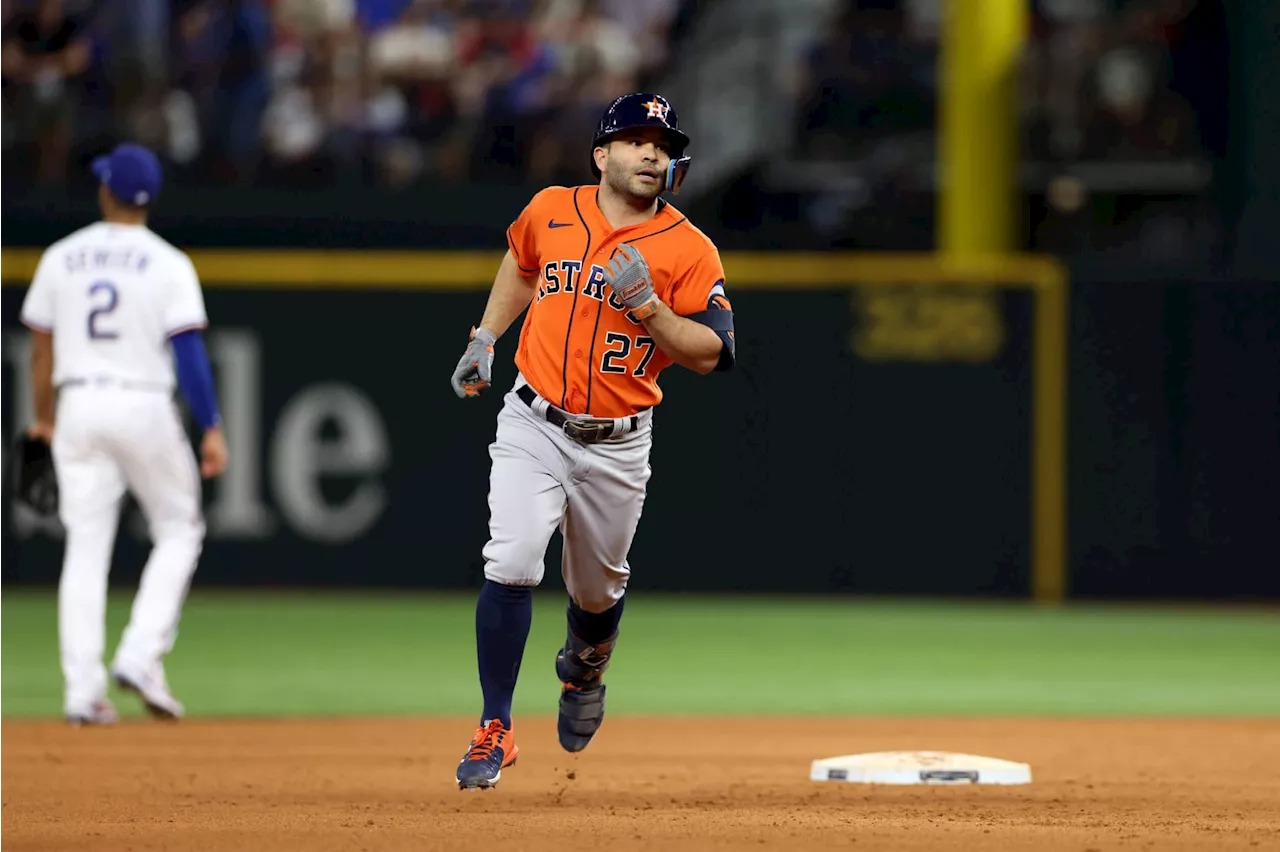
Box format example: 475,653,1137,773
456,719,519,791
555,629,617,753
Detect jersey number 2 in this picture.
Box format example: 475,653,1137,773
600,332,656,376
87,280,119,340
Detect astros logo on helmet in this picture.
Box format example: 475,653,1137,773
642,98,670,121
590,92,691,194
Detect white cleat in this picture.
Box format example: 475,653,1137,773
66,699,119,727
112,667,184,720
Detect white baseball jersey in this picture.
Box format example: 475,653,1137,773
19,222,208,388
20,220,209,720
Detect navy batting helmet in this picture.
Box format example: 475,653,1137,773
591,93,692,194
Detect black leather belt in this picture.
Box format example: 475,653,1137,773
516,384,639,444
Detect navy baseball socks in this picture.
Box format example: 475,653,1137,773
556,595,624,753
457,580,530,790
457,584,624,787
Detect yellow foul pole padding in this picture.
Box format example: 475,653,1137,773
940,0,1027,254
941,2,1066,605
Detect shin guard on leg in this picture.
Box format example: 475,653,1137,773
554,627,617,753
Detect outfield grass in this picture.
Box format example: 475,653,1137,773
3,589,1278,719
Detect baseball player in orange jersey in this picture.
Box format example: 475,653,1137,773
449,93,736,790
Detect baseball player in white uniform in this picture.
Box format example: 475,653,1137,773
19,143,228,726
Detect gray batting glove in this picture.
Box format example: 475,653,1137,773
607,244,657,311
451,326,497,399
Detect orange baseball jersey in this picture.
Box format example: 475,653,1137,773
506,185,735,418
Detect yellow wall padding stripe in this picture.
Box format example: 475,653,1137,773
2,249,1063,291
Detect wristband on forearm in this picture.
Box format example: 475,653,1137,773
629,296,661,321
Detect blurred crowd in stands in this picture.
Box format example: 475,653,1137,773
3,0,1224,210
791,0,1224,167
1,0,692,190
780,0,1226,257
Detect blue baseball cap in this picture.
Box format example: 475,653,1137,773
91,143,162,207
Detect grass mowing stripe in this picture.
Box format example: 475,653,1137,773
3,590,1277,718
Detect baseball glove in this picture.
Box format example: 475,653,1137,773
13,433,58,517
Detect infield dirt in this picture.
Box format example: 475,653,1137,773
4,717,1278,851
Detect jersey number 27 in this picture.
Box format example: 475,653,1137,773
600,332,656,377
87,280,120,340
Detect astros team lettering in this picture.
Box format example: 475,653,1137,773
538,260,642,324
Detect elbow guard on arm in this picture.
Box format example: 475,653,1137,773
685,308,736,371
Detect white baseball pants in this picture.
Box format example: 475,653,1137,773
52,385,204,715
482,376,652,612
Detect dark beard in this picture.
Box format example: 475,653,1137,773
605,166,662,203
